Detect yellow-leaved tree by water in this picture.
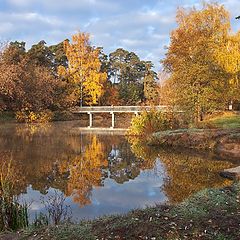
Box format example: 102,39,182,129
162,3,237,123
58,32,107,106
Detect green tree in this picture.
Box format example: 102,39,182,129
143,63,159,104
27,40,68,75
49,41,68,72
27,40,53,68
2,41,26,64
108,48,157,105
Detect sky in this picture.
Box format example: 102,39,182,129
0,0,240,71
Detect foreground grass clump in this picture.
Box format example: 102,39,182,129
0,161,29,231
16,182,240,240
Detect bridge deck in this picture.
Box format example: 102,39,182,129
71,105,174,129
72,127,127,134
72,105,168,113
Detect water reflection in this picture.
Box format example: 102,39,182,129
128,137,234,203
0,122,235,219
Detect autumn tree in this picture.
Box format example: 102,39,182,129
0,43,65,120
162,3,232,122
59,32,107,106
214,32,240,108
99,82,123,105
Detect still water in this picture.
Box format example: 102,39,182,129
0,121,235,221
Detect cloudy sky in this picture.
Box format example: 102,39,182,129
0,0,239,70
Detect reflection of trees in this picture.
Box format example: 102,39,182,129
59,135,108,206
159,151,233,203
127,136,159,170
107,141,142,184
0,123,234,208
128,137,234,203
0,123,143,207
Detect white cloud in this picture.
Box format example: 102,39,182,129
1,0,239,70
7,0,122,13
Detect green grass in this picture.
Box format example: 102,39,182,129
0,111,15,122
203,113,240,129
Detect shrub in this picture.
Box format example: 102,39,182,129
41,190,72,225
128,109,180,136
16,109,53,123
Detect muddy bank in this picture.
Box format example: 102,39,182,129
148,129,240,161
220,166,240,180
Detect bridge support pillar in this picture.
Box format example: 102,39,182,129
88,112,93,128
110,112,115,128
135,111,139,116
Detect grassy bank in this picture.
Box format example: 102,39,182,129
2,182,239,240
199,112,240,129
148,128,240,161
144,113,240,161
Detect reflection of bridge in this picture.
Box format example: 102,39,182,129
72,105,167,129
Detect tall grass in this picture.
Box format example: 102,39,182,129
0,160,29,231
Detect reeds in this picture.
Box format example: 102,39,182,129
0,159,29,231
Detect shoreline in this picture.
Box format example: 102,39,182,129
146,128,240,181
147,128,240,161
3,182,239,240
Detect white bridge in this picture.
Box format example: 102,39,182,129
72,105,167,129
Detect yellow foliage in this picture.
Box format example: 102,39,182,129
162,3,236,122
16,109,53,123
59,135,108,206
214,32,240,91
58,32,107,106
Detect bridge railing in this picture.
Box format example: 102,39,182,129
72,105,168,113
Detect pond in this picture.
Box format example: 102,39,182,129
0,121,235,222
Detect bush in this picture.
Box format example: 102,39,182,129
16,109,53,123
128,109,180,136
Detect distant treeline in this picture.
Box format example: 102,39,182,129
0,33,159,122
